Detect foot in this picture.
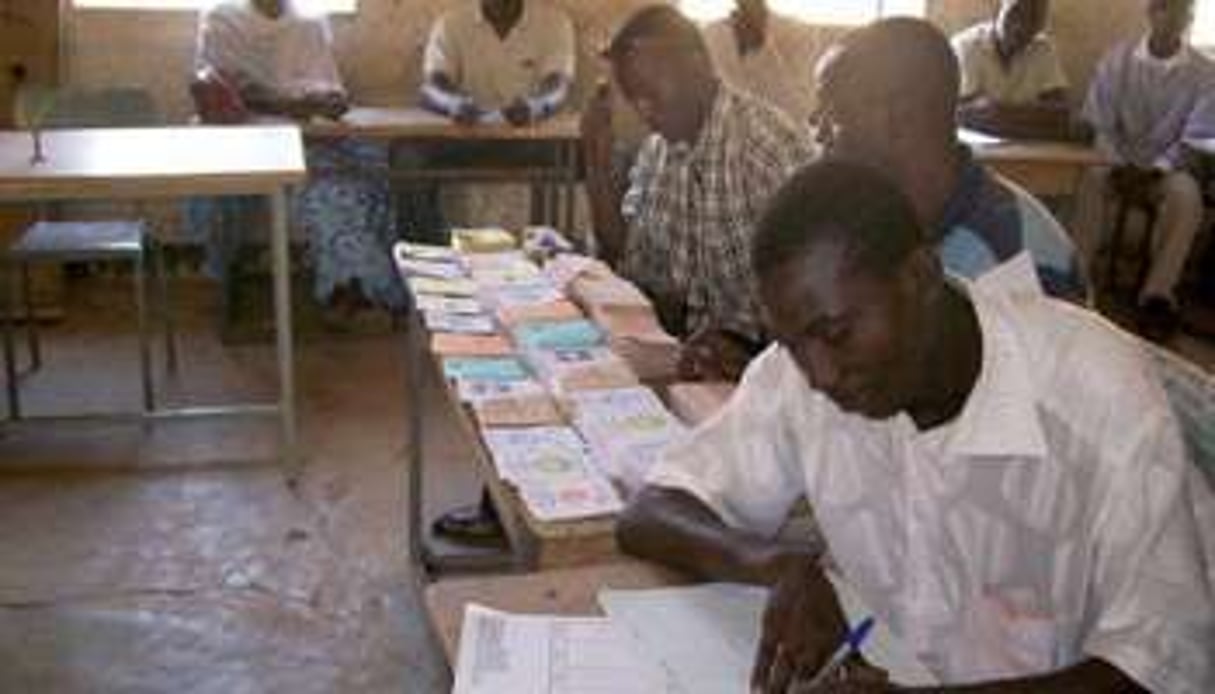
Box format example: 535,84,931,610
432,502,504,544
1136,296,1180,343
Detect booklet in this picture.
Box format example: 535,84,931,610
397,257,467,280
567,387,687,491
408,276,479,298
526,346,640,394
414,294,485,315
442,356,531,383
453,227,518,254
481,426,623,522
512,319,604,352
422,311,497,335
395,241,459,263
496,299,584,327
458,379,564,428
431,333,514,357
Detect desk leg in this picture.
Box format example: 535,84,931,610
3,261,18,420
404,305,426,571
270,188,299,476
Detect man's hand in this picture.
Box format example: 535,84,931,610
751,555,848,694
502,97,533,127
452,98,483,125
677,327,755,382
307,90,349,121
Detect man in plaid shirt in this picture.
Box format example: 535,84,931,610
582,5,817,381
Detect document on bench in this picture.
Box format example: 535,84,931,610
451,604,682,694
598,577,937,693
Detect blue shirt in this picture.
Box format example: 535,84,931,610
938,149,1088,302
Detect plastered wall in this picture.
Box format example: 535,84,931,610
67,0,1152,121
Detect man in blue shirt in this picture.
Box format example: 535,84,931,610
815,17,1087,302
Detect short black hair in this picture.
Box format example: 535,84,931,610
604,5,707,63
753,160,924,279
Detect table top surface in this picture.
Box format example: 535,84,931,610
305,106,581,141
960,128,1109,165
0,125,307,200
424,559,686,662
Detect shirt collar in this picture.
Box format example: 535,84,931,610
1134,35,1194,69
936,146,987,240
941,287,1049,461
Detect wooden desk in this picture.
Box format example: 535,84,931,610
403,307,622,576
423,559,686,663
962,129,1109,197
0,125,307,468
307,107,581,231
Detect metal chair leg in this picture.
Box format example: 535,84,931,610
21,263,40,370
155,241,178,375
135,247,154,413
4,262,21,420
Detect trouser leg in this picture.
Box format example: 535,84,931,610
1141,171,1204,305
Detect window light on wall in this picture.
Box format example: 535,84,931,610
1194,0,1215,48
680,0,927,25
73,0,356,13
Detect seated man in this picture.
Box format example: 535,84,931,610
582,4,817,382
703,0,816,124
816,17,1087,302
192,0,404,313
952,0,1076,140
398,0,575,243
1074,0,1215,341
618,159,1215,693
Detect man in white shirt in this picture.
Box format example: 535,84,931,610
396,0,576,243
1074,0,1215,341
951,0,1075,140
702,0,816,125
618,160,1215,693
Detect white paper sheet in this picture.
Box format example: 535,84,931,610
452,604,683,694
598,577,937,693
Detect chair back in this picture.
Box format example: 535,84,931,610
43,86,160,128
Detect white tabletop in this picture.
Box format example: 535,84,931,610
0,125,307,201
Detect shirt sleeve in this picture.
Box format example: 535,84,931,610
284,17,344,95
195,6,239,75
422,13,459,82
1082,410,1215,694
1082,48,1123,159
952,30,983,100
645,346,809,538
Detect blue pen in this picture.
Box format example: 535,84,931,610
801,615,876,690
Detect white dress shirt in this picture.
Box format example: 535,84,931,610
952,22,1068,104
422,1,574,111
647,286,1215,691
196,0,345,99
703,13,816,124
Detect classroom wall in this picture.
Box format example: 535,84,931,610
66,0,1151,122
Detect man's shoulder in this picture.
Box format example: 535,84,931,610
951,22,993,51
724,88,812,145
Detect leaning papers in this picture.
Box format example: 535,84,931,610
458,379,563,428
423,311,497,335
481,426,623,521
414,294,484,315
395,241,459,262
431,333,514,357
452,605,679,694
408,276,478,298
526,346,640,394
512,319,604,352
443,357,530,383
598,579,937,693
567,387,686,492
453,227,518,254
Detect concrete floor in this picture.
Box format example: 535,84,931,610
1,274,1213,693
0,277,466,693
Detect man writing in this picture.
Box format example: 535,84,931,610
951,0,1076,140
618,159,1214,693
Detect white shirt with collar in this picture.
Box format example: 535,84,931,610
647,283,1215,691
422,1,574,111
952,21,1068,104
703,12,816,124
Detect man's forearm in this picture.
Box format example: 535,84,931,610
420,73,472,118
617,487,815,585
898,658,1145,694
584,161,629,266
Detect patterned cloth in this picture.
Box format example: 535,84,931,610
938,148,1088,302
648,285,1215,691
621,87,817,342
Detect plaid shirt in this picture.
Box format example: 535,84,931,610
621,87,817,342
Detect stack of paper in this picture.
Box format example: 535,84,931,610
422,311,497,335
481,426,623,522
567,387,687,493
457,379,563,428
525,346,640,394
453,227,518,254
395,241,459,263
431,333,515,357
451,605,680,694
415,294,485,315
465,251,543,286
408,276,479,298
496,299,584,327
443,356,531,384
